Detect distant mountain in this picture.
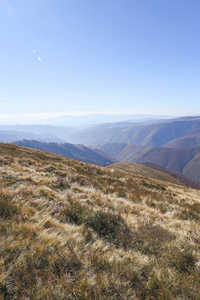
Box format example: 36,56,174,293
69,120,161,145
0,125,77,142
0,131,19,143
2,117,200,148
164,129,200,148
99,143,151,161
40,114,171,127
70,118,200,147
0,129,65,143
12,140,116,166
99,143,200,183
70,126,127,146
2,116,200,181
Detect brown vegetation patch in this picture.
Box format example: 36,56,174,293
131,225,175,255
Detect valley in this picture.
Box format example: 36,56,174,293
1,116,200,183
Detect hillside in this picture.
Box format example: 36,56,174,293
0,143,200,299
108,161,200,190
106,162,181,185
99,143,151,161
164,129,200,148
106,161,200,188
12,140,116,166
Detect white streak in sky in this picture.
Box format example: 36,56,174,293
33,50,42,62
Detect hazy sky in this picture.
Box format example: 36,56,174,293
1,0,200,119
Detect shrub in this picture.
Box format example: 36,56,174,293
170,248,197,273
0,199,19,219
56,198,86,225
85,211,120,238
117,191,126,198
54,177,70,190
84,211,132,248
130,225,175,255
176,209,200,221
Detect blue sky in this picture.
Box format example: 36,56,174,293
1,0,200,121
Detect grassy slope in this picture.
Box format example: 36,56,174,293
106,162,184,186
0,143,200,299
141,162,200,190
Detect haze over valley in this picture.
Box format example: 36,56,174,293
1,115,200,183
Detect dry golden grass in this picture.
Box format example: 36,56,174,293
0,143,200,299
107,162,182,185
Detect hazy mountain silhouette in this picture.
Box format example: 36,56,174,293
12,140,116,166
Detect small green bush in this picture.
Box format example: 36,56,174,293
57,199,86,225
170,248,197,273
0,199,19,219
84,211,132,248
85,211,120,238
54,177,70,190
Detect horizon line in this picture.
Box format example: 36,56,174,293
0,111,182,120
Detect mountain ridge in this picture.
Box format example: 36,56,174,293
70,119,200,147
12,140,116,166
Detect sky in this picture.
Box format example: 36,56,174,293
1,0,200,122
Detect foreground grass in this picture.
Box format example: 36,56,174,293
0,143,200,299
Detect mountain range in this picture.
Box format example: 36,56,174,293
0,125,77,143
70,117,200,147
0,115,200,183
36,113,172,127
